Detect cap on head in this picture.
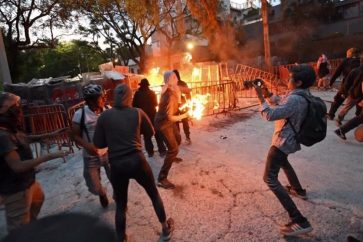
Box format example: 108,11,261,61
139,78,150,87
0,92,20,114
82,84,103,98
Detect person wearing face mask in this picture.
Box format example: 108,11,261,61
0,92,67,233
154,71,189,190
70,84,111,208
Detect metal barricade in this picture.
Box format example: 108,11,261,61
24,104,73,157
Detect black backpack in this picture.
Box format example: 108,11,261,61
288,93,327,146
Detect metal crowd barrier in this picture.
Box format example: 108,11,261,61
23,104,74,157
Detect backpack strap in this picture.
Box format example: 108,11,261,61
79,106,91,143
286,93,310,137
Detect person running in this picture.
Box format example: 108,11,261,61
132,78,167,157
327,47,361,121
0,92,67,232
154,71,189,189
254,64,315,236
173,69,192,145
71,84,111,208
93,84,174,242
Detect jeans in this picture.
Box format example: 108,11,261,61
144,130,167,155
158,124,181,181
264,146,306,223
109,152,166,242
340,108,363,135
2,181,44,232
83,155,111,196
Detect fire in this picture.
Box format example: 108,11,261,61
180,94,210,120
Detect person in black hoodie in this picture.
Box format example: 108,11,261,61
328,47,361,120
93,84,174,242
132,78,167,157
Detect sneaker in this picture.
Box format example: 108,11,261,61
159,218,175,242
185,138,192,145
334,129,347,140
99,194,109,208
174,157,183,163
157,179,176,189
280,220,313,236
285,185,307,200
347,235,361,242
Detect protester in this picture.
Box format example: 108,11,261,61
0,92,67,232
132,78,167,157
93,84,174,242
173,69,192,145
334,67,363,140
327,47,361,121
71,84,111,208
2,213,118,242
316,54,330,90
334,65,363,126
254,64,315,236
154,71,189,189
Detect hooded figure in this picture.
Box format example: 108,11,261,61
154,71,189,190
93,83,174,242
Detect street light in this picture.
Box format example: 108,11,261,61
186,42,194,50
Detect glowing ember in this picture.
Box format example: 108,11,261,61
180,94,210,120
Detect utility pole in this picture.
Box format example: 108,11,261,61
261,0,271,71
0,31,12,85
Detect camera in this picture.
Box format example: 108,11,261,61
243,79,264,89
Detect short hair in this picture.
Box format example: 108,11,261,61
290,64,316,89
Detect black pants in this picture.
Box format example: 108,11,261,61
158,123,181,181
110,152,166,241
328,91,346,119
264,146,306,223
178,117,190,139
144,130,167,155
340,107,363,135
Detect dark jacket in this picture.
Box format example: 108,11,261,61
154,88,179,130
132,86,158,122
93,84,154,160
348,66,363,100
330,57,361,94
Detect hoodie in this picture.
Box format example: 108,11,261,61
93,84,154,161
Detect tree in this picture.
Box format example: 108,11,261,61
77,0,157,73
0,0,73,81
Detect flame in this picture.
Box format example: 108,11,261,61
180,94,210,120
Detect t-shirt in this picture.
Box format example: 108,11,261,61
72,106,108,158
0,130,35,195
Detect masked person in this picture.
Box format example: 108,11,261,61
93,84,174,242
132,78,167,157
254,64,315,236
154,71,189,189
71,84,111,208
0,92,67,232
316,54,330,90
173,69,192,145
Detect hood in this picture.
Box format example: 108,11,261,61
113,84,133,108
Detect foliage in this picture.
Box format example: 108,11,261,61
76,0,156,72
14,40,107,83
